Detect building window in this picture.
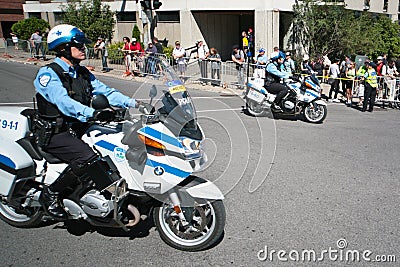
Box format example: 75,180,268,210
383,0,388,12
54,12,65,24
156,11,179,22
117,12,136,22
29,12,42,19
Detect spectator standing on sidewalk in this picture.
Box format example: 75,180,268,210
93,37,103,59
172,41,187,77
30,29,46,60
153,37,163,54
131,38,144,75
361,61,378,112
10,33,18,50
122,37,134,75
382,58,398,102
195,40,210,85
254,48,268,78
208,47,221,86
232,44,245,89
312,57,324,79
241,31,249,55
328,58,341,103
339,55,351,97
345,61,356,106
100,38,110,72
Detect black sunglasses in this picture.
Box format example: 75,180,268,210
71,43,86,50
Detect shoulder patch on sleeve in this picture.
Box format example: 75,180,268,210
39,73,51,87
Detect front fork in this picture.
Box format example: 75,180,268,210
169,191,189,226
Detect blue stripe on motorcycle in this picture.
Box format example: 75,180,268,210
306,90,318,98
138,127,183,148
146,159,190,179
0,154,16,169
95,140,118,152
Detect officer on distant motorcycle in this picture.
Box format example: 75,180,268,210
33,24,144,219
264,51,290,112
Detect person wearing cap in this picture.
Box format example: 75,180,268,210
265,51,290,112
172,41,187,77
361,60,378,112
283,51,296,76
195,40,210,85
232,44,245,89
254,48,268,78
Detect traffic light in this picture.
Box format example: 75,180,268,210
140,0,151,10
153,0,162,10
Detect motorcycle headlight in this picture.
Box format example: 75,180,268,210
178,137,203,159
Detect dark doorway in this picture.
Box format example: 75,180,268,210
1,21,17,39
192,11,254,60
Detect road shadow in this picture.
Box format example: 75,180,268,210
54,214,155,240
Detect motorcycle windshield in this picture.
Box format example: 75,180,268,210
127,57,200,139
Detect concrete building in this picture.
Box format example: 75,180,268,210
22,0,296,60
15,0,400,59
0,0,24,39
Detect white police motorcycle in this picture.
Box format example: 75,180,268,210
0,60,225,252
245,74,327,123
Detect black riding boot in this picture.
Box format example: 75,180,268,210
39,166,78,219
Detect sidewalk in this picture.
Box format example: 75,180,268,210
0,53,244,96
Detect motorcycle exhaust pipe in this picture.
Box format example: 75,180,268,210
125,204,141,227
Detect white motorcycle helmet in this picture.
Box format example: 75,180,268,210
47,24,91,51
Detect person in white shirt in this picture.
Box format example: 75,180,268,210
328,58,341,102
172,41,187,77
195,40,210,85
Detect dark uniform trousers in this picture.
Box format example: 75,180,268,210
363,82,377,112
45,131,97,176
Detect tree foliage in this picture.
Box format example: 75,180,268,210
292,0,400,59
62,0,115,44
11,18,50,41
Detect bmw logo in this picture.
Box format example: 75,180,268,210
154,166,165,176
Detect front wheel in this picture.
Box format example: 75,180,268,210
0,202,43,228
246,100,268,117
303,103,327,123
154,200,226,252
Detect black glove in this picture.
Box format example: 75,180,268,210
289,76,301,82
92,108,115,122
136,101,154,115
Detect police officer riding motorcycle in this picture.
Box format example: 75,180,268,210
33,25,142,219
264,51,290,112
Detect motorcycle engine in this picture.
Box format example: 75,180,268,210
282,100,295,111
80,189,114,218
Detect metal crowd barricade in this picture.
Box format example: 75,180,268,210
3,38,33,59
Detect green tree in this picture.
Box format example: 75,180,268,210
292,0,400,59
62,0,115,44
11,17,50,41
132,24,141,41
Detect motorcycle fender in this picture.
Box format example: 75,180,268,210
314,99,327,106
0,137,34,196
179,176,224,200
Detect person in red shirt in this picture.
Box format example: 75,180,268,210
130,38,144,74
122,37,135,75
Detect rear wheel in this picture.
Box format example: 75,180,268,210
154,200,225,251
304,103,327,123
0,202,43,228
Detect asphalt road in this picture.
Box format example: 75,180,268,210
0,61,399,266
